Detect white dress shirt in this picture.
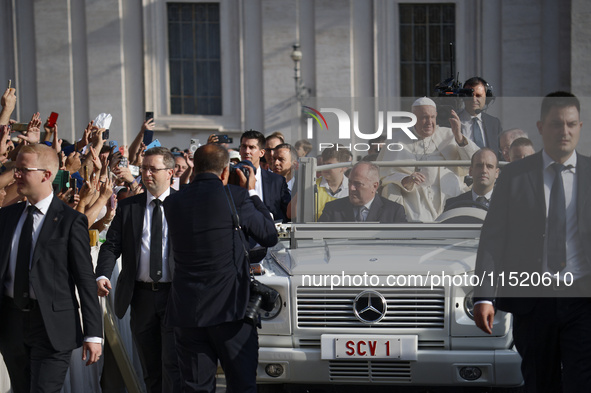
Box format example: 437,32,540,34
137,188,172,282
459,110,486,147
5,193,53,299
542,150,588,281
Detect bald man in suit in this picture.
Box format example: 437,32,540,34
319,162,407,223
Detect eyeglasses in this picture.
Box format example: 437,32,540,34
140,166,171,174
14,167,47,174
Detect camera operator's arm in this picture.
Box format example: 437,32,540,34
0,88,16,125
236,166,278,247
236,165,256,191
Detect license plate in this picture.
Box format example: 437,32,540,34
335,338,400,358
321,335,418,360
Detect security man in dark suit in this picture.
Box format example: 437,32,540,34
443,147,499,211
0,143,102,393
474,92,591,392
319,162,407,223
164,144,278,393
96,147,181,392
459,76,502,156
239,129,291,221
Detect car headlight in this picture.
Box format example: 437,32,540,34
260,294,282,320
464,290,475,320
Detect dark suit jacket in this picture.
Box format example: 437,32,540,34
474,152,591,314
0,197,102,351
443,191,473,212
163,173,278,328
260,169,291,222
481,112,502,159
461,110,502,158
318,195,407,223
96,190,175,319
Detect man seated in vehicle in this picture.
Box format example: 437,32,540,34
272,143,298,194
319,162,407,223
443,147,499,211
508,137,536,162
378,97,479,222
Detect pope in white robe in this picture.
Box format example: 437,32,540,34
377,97,479,222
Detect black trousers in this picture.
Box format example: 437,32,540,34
130,285,181,393
512,297,591,393
0,298,72,393
174,320,258,393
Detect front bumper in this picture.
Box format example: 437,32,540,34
257,347,523,387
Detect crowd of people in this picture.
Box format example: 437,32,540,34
0,76,585,393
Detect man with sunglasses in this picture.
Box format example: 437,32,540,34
0,143,102,393
96,146,181,392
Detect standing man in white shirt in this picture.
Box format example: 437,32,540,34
474,92,591,392
239,130,290,222
96,147,181,393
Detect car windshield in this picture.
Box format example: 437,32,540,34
291,158,489,226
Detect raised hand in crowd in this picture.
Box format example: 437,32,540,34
112,165,135,184
90,186,116,233
0,87,16,125
18,112,42,145
0,125,11,162
84,175,113,229
207,133,219,144
51,124,62,154
90,126,106,152
74,121,93,152
65,151,82,173
179,151,194,185
129,118,154,164
8,112,42,161
89,146,102,175
42,115,57,142
130,142,145,167
61,187,80,209
76,177,97,214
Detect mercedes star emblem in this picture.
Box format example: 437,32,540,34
353,290,387,324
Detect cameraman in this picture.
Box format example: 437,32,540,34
163,144,278,393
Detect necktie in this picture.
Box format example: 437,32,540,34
472,118,485,148
476,196,489,208
14,205,36,308
357,207,369,222
547,163,567,273
150,199,163,282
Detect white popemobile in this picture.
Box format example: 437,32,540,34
254,158,523,392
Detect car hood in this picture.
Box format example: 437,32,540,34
272,238,478,276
